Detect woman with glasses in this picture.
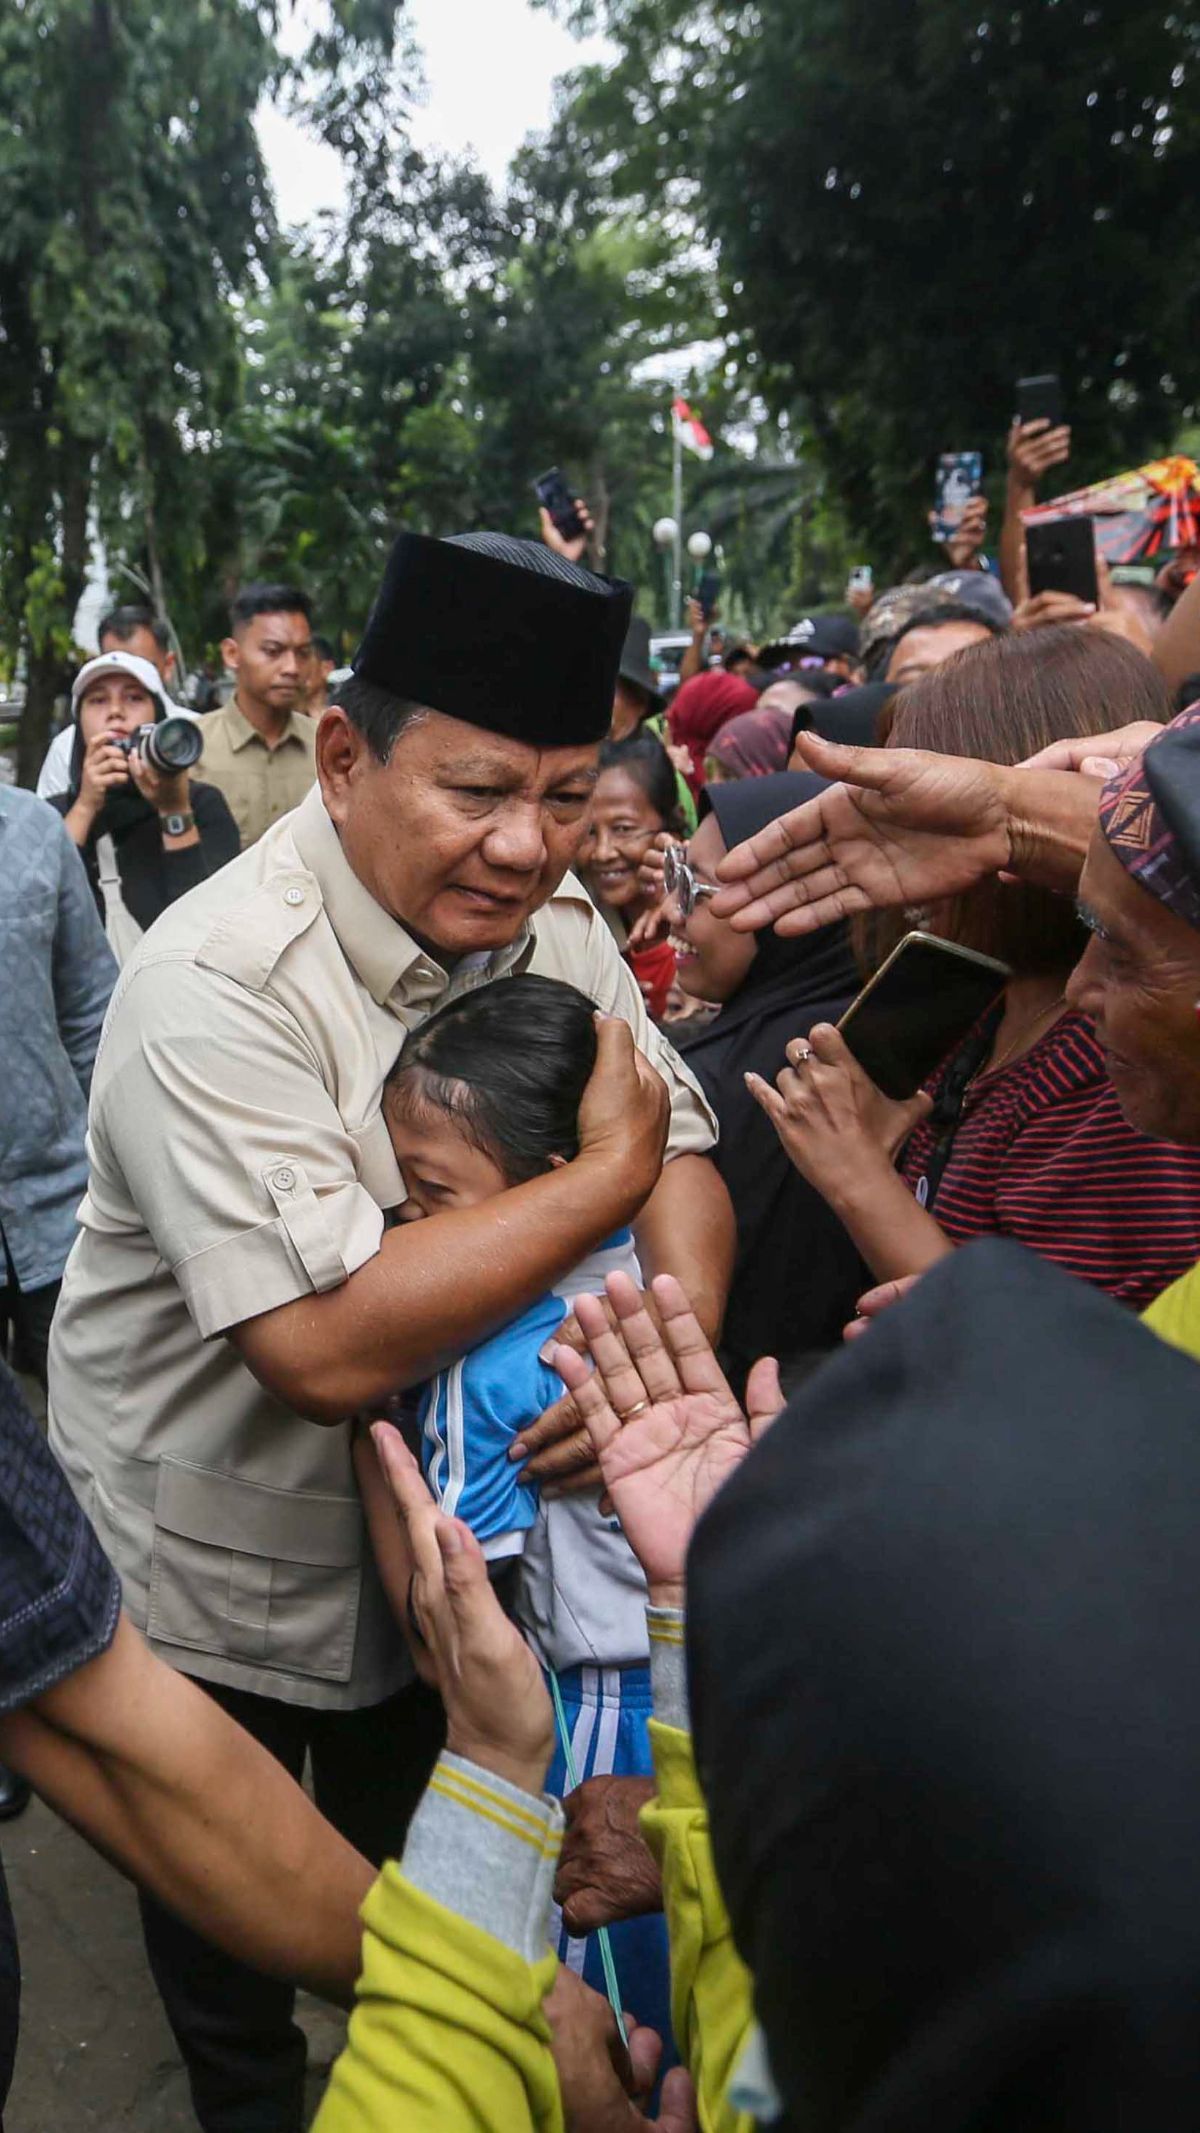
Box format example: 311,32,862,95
579,732,685,1019
660,773,868,1395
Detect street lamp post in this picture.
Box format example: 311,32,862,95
652,517,678,632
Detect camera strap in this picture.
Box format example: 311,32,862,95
95,834,145,967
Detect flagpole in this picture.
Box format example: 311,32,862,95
671,413,683,629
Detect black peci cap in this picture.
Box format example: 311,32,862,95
353,530,634,748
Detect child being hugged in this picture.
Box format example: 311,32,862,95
359,974,669,2032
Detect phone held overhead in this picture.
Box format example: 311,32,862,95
1025,514,1099,609
931,452,983,544
533,467,586,545
1015,373,1064,429
837,931,1010,1101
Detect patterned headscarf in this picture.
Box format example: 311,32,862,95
1098,706,1200,932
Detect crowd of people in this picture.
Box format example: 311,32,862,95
2,397,1200,2133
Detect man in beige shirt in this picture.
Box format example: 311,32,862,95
49,529,733,2130
199,583,318,847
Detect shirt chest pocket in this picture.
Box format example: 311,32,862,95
147,1458,363,1684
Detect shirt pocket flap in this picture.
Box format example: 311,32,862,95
155,1458,363,1567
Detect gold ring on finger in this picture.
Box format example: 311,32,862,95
618,1399,650,1422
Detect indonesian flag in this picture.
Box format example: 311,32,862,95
672,396,714,461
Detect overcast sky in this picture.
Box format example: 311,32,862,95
258,0,612,223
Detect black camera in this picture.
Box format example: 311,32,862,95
113,716,203,774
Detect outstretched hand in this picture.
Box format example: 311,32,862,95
370,1425,553,1795
550,1273,783,1607
711,731,1013,937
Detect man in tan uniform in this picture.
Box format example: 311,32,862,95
199,583,318,847
49,529,733,2131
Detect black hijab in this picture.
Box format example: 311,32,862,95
806,680,896,750
689,1239,1200,2131
679,773,865,1389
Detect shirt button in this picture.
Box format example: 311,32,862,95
284,887,305,907
274,1166,296,1191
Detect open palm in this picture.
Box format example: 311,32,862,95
551,1274,782,1604
712,735,1012,938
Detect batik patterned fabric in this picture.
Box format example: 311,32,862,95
1098,706,1200,931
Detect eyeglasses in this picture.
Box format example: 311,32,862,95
663,842,718,919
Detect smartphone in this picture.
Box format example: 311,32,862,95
533,467,585,544
1016,373,1063,429
837,931,1009,1100
1025,514,1098,607
695,569,720,621
848,564,874,594
931,452,982,543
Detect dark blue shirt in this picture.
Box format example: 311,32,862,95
0,786,115,1290
0,1360,120,2108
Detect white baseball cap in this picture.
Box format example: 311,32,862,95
71,650,170,720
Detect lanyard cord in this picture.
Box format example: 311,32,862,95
548,1669,629,2045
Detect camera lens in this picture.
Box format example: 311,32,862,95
143,717,203,773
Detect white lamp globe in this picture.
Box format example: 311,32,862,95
652,517,679,550
686,530,713,561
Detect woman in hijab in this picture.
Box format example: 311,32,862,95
704,706,794,783
667,667,759,796
50,651,239,963
668,773,871,1391
552,1239,1200,2133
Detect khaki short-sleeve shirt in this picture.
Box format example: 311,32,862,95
48,787,716,1708
196,699,317,849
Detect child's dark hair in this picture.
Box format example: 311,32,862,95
597,731,684,833
384,975,599,1184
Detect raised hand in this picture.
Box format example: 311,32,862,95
747,1020,933,1197
539,498,595,565
370,1425,552,1795
550,1272,782,1606
711,730,1013,936
944,492,988,570
1007,416,1071,492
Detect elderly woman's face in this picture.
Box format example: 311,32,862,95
1067,830,1200,1143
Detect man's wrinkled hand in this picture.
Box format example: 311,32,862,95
556,1776,662,1934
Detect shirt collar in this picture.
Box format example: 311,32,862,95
225,698,309,752
289,786,543,1008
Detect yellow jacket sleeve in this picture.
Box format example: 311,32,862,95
641,1720,756,2133
313,1862,564,2133
1142,1259,1200,1363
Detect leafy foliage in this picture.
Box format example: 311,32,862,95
541,0,1200,562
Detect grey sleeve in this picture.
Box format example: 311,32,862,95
401,1751,564,1964
647,1604,690,1731
51,820,117,1100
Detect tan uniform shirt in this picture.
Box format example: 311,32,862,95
48,786,716,1709
197,699,317,849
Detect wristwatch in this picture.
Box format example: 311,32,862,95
158,809,195,837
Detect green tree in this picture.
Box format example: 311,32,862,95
542,0,1200,568
0,0,407,782
0,0,280,781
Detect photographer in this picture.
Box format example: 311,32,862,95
51,651,239,961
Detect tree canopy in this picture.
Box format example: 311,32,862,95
3,0,1199,781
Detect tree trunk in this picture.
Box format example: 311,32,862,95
16,643,63,791
588,456,611,571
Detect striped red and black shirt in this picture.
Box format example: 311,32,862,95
900,1010,1200,1310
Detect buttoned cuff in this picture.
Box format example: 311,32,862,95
401,1752,564,1964
647,1604,689,1731
176,1177,384,1338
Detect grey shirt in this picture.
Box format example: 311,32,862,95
0,788,116,1289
